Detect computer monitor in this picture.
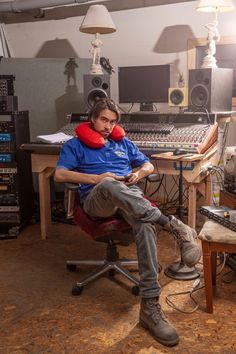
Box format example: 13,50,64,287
118,64,170,111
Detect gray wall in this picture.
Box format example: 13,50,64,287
0,58,90,140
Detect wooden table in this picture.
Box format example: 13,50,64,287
151,146,218,228
31,153,58,239
29,145,217,239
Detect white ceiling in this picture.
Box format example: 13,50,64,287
1,0,195,23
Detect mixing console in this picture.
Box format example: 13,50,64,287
58,112,218,155
22,112,222,157
123,123,217,154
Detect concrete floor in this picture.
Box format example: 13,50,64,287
0,221,236,354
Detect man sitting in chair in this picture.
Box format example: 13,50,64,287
54,98,201,347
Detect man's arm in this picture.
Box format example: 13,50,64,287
54,168,122,185
125,161,154,185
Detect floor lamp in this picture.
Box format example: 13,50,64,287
79,4,116,75
196,0,235,68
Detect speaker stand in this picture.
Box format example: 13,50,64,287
164,160,200,281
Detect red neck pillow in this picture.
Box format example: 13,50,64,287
75,122,125,148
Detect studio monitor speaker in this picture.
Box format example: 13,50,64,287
168,87,188,107
188,68,233,113
83,74,110,107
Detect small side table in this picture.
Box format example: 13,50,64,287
198,220,236,313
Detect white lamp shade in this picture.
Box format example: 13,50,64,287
80,5,116,34
196,0,235,12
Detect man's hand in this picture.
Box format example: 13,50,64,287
97,172,118,183
122,172,139,185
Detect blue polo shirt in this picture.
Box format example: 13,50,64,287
56,136,149,202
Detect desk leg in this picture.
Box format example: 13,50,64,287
38,168,54,240
205,174,212,205
188,184,196,229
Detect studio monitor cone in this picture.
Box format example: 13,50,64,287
168,87,188,107
83,74,110,108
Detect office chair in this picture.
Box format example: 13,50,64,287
65,182,140,296
64,174,160,296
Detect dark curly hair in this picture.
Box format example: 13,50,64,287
88,98,120,122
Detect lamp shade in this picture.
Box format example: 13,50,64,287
79,5,116,34
196,0,235,12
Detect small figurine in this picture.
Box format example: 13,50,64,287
201,19,220,68
90,36,103,66
64,58,78,86
205,20,220,58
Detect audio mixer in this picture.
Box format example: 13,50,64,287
57,112,218,155
23,112,225,157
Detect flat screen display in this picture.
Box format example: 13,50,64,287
118,64,170,104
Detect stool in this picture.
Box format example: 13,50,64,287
198,220,236,313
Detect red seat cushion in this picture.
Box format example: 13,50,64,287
73,206,131,239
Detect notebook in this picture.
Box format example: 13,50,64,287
199,206,236,232
37,132,73,144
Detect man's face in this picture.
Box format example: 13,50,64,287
91,109,118,138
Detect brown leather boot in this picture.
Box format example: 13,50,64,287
164,216,201,267
139,297,179,346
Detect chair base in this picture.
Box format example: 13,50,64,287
67,259,140,295
67,240,140,295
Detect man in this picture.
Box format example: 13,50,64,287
54,98,201,347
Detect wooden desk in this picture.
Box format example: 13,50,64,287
31,154,58,239
30,146,217,239
151,147,218,228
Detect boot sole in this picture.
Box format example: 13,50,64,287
139,319,179,347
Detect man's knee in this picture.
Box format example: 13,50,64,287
99,177,124,192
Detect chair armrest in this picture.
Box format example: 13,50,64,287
63,183,80,219
146,173,161,183
64,182,80,190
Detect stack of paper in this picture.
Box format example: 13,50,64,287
37,132,73,144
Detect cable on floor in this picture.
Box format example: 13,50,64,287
165,252,229,314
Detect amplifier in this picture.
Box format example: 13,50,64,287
0,153,14,163
0,212,20,224
0,111,30,149
0,206,19,212
0,133,12,141
0,194,18,205
0,169,17,194
0,96,18,113
0,112,34,232
0,75,15,96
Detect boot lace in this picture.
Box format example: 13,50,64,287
147,299,167,324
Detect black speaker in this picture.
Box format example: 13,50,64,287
188,68,233,113
83,74,110,107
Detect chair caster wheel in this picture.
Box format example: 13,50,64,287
67,264,77,272
109,269,115,277
131,285,140,296
72,285,83,296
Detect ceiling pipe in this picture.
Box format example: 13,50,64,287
0,0,101,13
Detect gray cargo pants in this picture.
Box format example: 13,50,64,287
83,177,162,298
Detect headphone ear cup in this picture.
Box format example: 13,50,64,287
75,122,105,148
